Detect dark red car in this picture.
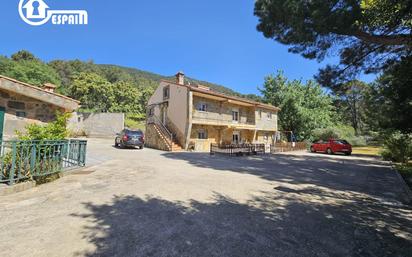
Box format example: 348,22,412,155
310,139,352,155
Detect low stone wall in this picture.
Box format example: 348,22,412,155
68,112,124,138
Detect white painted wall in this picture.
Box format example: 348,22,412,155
167,83,188,136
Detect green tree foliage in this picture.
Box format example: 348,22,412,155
260,71,335,140
11,50,39,62
312,126,367,146
69,72,114,112
366,56,412,133
254,0,412,86
381,132,412,163
0,56,61,87
330,80,370,135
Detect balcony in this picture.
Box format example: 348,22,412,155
192,110,256,129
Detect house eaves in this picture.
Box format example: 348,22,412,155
0,75,80,111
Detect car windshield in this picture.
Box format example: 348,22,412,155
125,130,143,136
336,140,349,144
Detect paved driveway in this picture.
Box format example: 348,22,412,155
0,138,411,257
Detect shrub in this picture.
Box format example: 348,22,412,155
2,112,71,184
311,125,367,146
16,112,71,141
381,132,412,163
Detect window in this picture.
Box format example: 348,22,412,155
232,109,239,122
198,129,208,139
197,103,207,112
264,133,269,141
16,111,26,118
267,112,272,120
258,110,262,119
148,107,154,117
163,86,170,99
8,101,25,110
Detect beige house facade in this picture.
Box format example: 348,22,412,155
0,75,80,139
146,72,280,152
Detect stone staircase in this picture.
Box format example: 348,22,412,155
146,115,184,152
152,124,184,152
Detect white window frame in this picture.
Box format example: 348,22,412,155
197,102,208,112
163,86,170,100
198,129,208,139
232,108,239,123
232,131,240,144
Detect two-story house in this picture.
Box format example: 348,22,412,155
145,72,280,152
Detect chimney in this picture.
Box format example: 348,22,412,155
43,83,57,93
175,71,185,85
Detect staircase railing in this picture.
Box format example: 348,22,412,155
147,115,173,147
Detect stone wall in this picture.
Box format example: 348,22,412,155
0,89,64,138
145,123,171,151
255,108,278,131
68,112,125,138
192,96,255,125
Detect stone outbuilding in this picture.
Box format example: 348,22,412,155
0,75,80,139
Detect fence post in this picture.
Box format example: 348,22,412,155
30,143,36,176
8,142,17,185
80,141,86,166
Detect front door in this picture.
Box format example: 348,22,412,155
232,131,240,144
162,108,167,125
0,107,5,140
160,105,167,125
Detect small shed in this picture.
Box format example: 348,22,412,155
0,75,80,139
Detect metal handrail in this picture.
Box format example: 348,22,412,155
147,115,173,146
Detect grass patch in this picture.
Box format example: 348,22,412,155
352,146,382,156
125,113,146,131
395,163,412,190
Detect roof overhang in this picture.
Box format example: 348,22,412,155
161,79,281,112
0,75,80,111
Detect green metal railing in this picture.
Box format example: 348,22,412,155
0,140,87,185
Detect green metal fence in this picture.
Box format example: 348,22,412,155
0,140,87,185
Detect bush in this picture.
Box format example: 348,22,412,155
2,112,71,184
381,132,412,163
16,112,71,141
311,125,367,146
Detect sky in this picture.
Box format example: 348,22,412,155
0,0,368,95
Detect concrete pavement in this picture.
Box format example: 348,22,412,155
0,138,411,257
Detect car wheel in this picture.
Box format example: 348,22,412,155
114,140,119,147
345,152,352,156
310,146,315,153
140,146,144,150
326,148,333,155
